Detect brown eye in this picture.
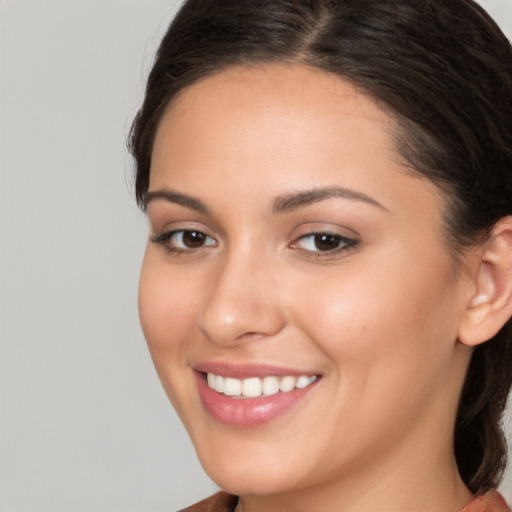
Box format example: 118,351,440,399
314,234,342,251
293,232,358,254
182,230,207,248
152,229,217,252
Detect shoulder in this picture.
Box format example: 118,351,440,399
178,492,238,512
461,490,510,512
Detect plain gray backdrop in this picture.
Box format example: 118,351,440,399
0,1,511,510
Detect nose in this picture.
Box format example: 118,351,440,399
198,251,286,346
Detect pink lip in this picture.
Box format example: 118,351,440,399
194,361,317,379
193,363,320,428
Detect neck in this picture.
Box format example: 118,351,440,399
237,459,471,512
235,342,475,512
235,424,473,512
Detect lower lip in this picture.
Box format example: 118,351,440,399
195,372,318,427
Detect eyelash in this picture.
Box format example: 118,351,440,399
291,232,359,257
151,229,217,255
151,229,359,257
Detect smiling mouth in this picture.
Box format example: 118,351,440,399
195,367,321,426
205,372,319,398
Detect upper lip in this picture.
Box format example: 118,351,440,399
193,361,319,379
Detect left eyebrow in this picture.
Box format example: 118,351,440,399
143,189,210,214
272,186,387,214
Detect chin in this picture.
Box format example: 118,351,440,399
204,464,299,497
193,436,309,496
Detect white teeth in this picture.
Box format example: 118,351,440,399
215,375,224,393
296,375,316,389
279,376,296,392
262,376,280,396
206,372,318,398
242,377,262,398
224,377,242,396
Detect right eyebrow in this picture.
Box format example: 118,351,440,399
143,189,210,214
272,186,387,214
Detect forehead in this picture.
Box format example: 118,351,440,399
149,63,448,241
162,62,388,124
150,63,398,186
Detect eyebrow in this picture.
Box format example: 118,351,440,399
143,189,210,214
143,185,386,215
272,186,387,214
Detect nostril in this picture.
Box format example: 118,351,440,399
197,271,286,346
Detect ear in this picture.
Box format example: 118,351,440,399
458,216,512,347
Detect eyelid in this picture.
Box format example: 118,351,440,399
151,225,218,254
293,233,357,249
154,229,216,245
289,226,360,257
149,218,214,238
149,221,359,258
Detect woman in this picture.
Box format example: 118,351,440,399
130,0,512,510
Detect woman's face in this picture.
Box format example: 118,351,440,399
139,64,473,497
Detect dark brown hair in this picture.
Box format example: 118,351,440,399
130,0,512,494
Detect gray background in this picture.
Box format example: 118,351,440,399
0,1,510,510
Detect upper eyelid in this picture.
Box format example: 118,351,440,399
147,213,225,239
150,221,215,237
153,227,216,241
151,229,218,254
290,222,360,239
292,232,358,246
296,231,355,240
151,223,360,248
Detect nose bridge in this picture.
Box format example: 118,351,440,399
199,244,284,345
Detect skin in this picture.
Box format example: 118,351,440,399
139,63,478,512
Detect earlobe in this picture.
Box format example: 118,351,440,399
458,216,512,347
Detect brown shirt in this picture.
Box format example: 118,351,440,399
179,490,510,512
179,491,237,512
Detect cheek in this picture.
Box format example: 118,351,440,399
293,249,460,385
138,251,199,357
286,256,463,458
137,250,207,422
